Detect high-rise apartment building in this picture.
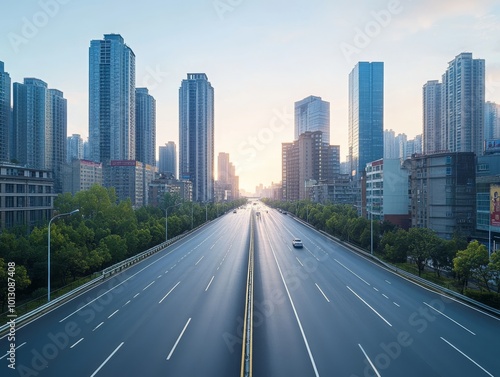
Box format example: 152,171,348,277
89,34,136,164
294,95,330,144
0,61,11,162
348,62,384,179
423,80,442,154
159,141,177,178
179,73,214,202
484,101,500,141
67,134,84,162
442,52,485,155
135,88,156,166
12,79,67,193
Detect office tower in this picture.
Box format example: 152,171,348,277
484,101,500,141
158,141,177,178
67,134,84,162
49,89,67,193
348,62,384,179
13,79,67,192
89,34,136,164
442,52,485,155
423,80,442,154
135,88,156,166
0,61,11,162
294,95,330,144
179,73,214,202
218,152,230,182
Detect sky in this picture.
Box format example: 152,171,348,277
2,0,500,193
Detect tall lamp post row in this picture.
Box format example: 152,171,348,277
165,203,182,242
48,209,80,302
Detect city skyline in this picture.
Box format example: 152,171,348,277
2,1,500,191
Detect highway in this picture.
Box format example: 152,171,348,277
1,208,251,377
1,201,500,376
253,204,500,377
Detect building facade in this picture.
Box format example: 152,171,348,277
179,73,214,202
108,160,155,208
405,152,476,239
0,163,55,230
67,134,84,162
158,141,177,178
484,101,500,141
135,88,156,166
89,34,136,164
423,80,443,154
63,159,103,195
294,95,330,144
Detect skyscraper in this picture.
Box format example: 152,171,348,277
218,152,230,183
67,134,84,162
179,73,214,202
89,34,136,164
294,95,330,144
348,62,384,179
442,52,485,155
0,61,11,162
158,141,177,178
13,78,67,192
135,88,156,166
423,80,442,154
484,101,500,141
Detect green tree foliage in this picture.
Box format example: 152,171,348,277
406,227,441,277
453,240,489,293
380,229,409,263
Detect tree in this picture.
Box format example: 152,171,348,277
380,229,409,263
453,241,489,293
407,227,439,277
488,252,500,293
0,258,31,312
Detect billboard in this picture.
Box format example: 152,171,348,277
491,184,500,226
485,139,500,154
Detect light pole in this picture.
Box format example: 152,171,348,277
48,209,79,302
165,203,182,242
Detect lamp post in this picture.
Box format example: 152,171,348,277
165,203,182,242
48,209,79,302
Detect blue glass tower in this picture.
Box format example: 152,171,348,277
348,62,384,180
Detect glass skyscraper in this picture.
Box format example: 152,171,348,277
135,88,156,166
348,61,384,179
294,95,330,144
89,34,136,164
0,61,11,162
159,141,177,178
179,73,214,202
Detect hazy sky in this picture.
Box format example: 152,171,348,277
2,0,500,192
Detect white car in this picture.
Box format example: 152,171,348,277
292,238,303,248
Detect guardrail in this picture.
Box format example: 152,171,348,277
0,220,213,336
288,214,500,317
240,209,255,377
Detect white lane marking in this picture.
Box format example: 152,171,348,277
167,318,191,360
159,281,181,304
440,337,493,377
195,256,204,265
335,259,370,286
315,283,331,303
70,338,84,349
157,275,162,279
93,322,104,331
296,257,304,267
90,342,124,377
143,281,155,291
265,228,320,377
133,293,140,298
373,287,379,292
123,300,131,307
210,244,215,249
108,309,119,319
424,302,476,335
382,294,389,299
347,286,392,327
205,276,215,292
385,280,392,285
393,302,400,307
0,342,26,360
358,344,381,377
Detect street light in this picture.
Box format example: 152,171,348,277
165,203,182,242
48,209,79,302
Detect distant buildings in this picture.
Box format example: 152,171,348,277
63,159,102,195
135,88,156,166
423,80,442,154
215,152,239,201
179,73,214,202
67,134,84,162
158,141,177,178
